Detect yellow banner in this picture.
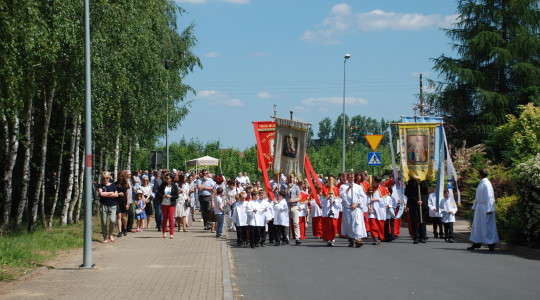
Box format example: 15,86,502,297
398,123,438,182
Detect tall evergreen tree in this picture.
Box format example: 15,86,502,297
430,0,540,145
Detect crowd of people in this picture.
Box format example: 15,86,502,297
96,168,498,251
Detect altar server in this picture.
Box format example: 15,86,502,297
340,172,367,248
246,191,267,248
321,177,342,246
367,176,389,245
232,191,249,246
273,191,290,246
440,190,458,243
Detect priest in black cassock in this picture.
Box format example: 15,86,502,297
405,178,429,244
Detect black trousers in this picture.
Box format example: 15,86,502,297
432,217,443,235
249,226,265,246
273,225,288,244
236,226,248,244
410,206,428,240
384,219,395,239
443,222,454,239
126,207,134,232
199,195,211,228
267,220,275,242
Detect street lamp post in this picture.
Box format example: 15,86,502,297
81,0,94,269
164,59,171,170
342,53,350,173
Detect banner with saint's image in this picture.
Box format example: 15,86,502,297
273,117,309,176
398,123,439,182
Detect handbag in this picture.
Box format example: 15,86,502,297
185,199,192,208
135,208,142,215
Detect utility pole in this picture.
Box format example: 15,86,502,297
348,121,358,171
419,73,425,116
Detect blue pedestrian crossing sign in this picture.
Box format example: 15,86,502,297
367,152,382,166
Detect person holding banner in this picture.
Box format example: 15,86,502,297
468,169,499,252
340,172,367,248
280,174,302,245
405,178,429,244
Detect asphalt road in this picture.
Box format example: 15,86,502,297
229,226,540,300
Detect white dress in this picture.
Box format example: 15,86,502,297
175,183,191,218
340,183,367,239
470,178,499,244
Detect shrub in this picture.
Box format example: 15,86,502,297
495,195,523,244
514,154,540,247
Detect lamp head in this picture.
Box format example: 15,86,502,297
344,54,351,59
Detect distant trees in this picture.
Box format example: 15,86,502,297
0,0,201,234
429,0,540,145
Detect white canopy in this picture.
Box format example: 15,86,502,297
186,155,220,167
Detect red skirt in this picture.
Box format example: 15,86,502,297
312,216,323,237
322,217,339,242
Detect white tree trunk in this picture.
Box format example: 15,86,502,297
68,120,82,224
15,95,34,232
126,139,132,172
48,118,67,228
113,135,120,181
39,183,46,228
60,116,78,226
1,110,20,235
29,84,55,232
75,155,85,223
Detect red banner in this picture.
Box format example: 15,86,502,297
304,154,321,208
253,121,276,200
253,121,275,171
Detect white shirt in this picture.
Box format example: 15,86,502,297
428,192,441,217
367,187,389,220
246,199,266,226
309,199,322,218
162,185,172,206
273,199,290,226
232,201,248,226
214,196,224,215
321,195,342,219
440,197,458,223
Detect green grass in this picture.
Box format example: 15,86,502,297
0,217,102,281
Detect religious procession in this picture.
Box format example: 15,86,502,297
97,114,498,253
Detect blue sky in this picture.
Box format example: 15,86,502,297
170,0,459,150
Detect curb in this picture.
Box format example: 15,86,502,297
222,235,233,300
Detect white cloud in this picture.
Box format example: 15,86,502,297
205,51,221,58
196,90,244,106
302,3,353,44
256,92,273,99
293,106,308,112
301,96,368,106
302,4,458,44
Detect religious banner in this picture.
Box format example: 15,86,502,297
273,117,309,176
252,121,275,171
398,123,439,182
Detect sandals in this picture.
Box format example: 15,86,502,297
109,235,115,242
170,235,174,239
100,240,108,243
162,233,167,238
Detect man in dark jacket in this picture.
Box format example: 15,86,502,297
152,170,164,230
405,178,429,244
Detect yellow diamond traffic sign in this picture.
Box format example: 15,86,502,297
365,134,384,151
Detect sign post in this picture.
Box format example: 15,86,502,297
365,135,384,174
